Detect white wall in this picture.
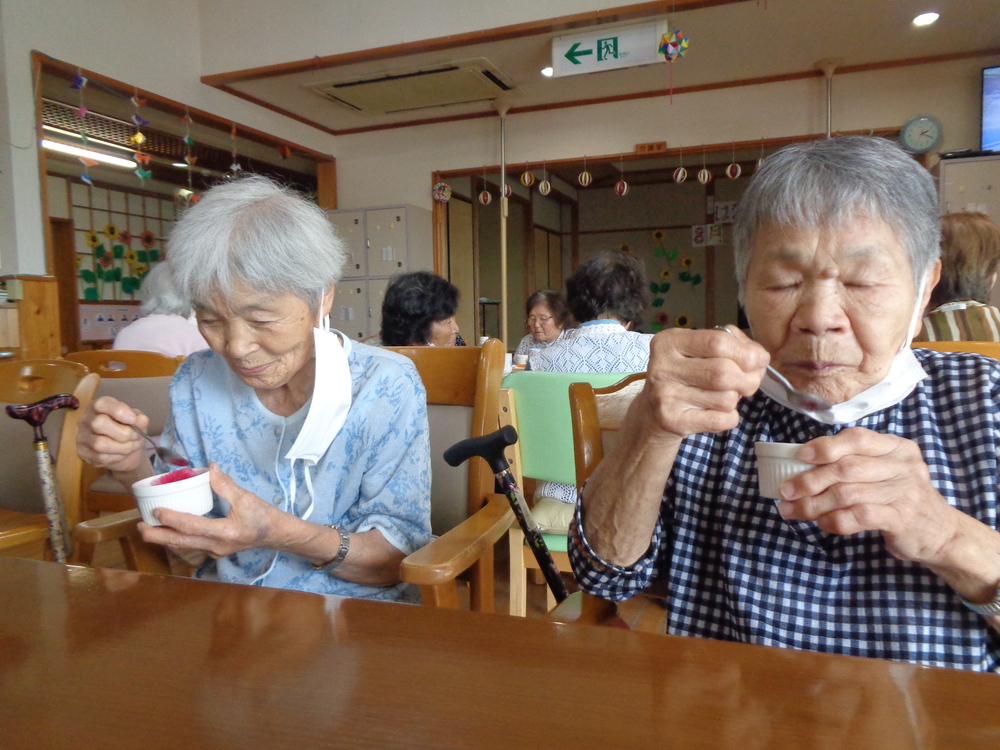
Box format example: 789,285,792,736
335,56,999,213
0,0,335,274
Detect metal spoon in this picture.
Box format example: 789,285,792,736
715,326,834,412
133,425,190,467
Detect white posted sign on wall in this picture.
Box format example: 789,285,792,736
551,21,669,78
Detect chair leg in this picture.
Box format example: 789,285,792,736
468,550,495,614
420,582,460,609
545,579,557,613
508,527,527,617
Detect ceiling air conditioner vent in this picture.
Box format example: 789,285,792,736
305,58,514,115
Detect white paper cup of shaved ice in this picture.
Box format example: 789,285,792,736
132,467,212,526
755,442,813,500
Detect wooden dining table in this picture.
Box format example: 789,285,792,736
1,556,999,749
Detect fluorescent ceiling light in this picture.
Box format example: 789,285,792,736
41,139,137,169
41,125,136,154
541,67,554,77
913,12,939,26
172,162,188,168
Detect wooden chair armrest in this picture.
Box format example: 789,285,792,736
401,494,513,587
72,509,142,545
544,591,630,629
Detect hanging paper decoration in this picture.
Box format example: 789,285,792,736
479,189,492,205
130,88,150,182
658,29,690,104
698,168,713,184
520,171,535,187
726,162,741,179
673,166,688,183
432,182,452,203
538,179,551,196
278,145,291,159
756,137,766,172
71,69,95,186
615,180,629,196
503,183,513,198
71,73,87,91
228,122,243,179
75,104,88,119
179,107,196,192
578,171,592,187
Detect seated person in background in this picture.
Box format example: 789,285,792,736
113,262,209,357
573,136,1000,671
529,252,652,527
78,176,431,601
529,251,652,373
514,290,571,358
375,271,466,347
917,211,1000,341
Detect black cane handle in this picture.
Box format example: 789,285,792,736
443,425,517,475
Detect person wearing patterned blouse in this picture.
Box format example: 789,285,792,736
78,177,431,601
917,212,1000,341
513,290,571,358
572,136,1000,671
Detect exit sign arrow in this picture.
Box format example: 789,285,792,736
564,42,593,65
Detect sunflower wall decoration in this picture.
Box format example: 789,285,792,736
78,222,160,301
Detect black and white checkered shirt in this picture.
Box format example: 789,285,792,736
571,348,1000,671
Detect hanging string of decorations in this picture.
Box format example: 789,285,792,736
130,88,152,183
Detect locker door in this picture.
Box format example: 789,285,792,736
327,210,367,278
335,281,368,341
366,277,392,340
365,208,408,278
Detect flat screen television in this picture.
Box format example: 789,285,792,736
983,65,1000,152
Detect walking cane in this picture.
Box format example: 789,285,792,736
7,393,80,563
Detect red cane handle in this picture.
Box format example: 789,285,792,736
6,393,79,428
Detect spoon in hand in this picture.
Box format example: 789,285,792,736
715,326,834,412
133,425,190,467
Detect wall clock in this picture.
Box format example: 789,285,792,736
900,114,943,154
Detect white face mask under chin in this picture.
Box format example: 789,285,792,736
758,274,930,425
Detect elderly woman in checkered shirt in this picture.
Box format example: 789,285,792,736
571,136,1000,671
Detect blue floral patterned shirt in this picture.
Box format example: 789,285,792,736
571,349,1000,671
158,339,431,601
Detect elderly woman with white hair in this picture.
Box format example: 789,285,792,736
78,177,431,600
573,136,1000,671
112,262,209,356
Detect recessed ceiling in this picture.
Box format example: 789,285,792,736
203,0,1000,136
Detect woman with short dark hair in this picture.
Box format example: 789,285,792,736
378,271,464,347
514,290,571,357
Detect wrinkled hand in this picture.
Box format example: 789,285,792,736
140,463,283,559
77,395,150,474
777,427,962,565
639,326,769,441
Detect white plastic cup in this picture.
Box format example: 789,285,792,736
513,353,528,366
478,336,489,345
503,352,513,374
131,467,213,526
754,442,813,500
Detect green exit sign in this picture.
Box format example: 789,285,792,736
552,20,669,77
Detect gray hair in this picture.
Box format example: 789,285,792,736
138,262,191,316
166,176,346,312
732,136,941,301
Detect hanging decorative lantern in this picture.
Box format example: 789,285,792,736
538,179,552,196
725,163,742,179
673,166,688,183
615,179,630,196
697,168,713,185
520,171,535,187
432,182,452,203
578,170,592,187
479,190,492,205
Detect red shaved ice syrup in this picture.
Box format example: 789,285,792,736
152,467,199,486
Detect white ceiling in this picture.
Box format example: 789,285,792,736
207,0,1000,136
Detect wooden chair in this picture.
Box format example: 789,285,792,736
500,370,633,616
393,340,513,611
911,340,1000,362
63,350,183,518
0,360,100,558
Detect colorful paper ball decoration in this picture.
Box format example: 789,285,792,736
726,163,742,179
503,183,513,198
432,182,452,203
520,171,535,187
615,180,629,196
479,190,492,205
673,167,688,184
578,171,592,187
538,180,552,196
658,30,690,61
698,168,713,185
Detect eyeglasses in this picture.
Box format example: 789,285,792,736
526,315,553,324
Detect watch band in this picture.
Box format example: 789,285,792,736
961,585,1000,616
311,524,350,572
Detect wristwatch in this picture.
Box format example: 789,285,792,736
310,524,350,572
961,585,1000,616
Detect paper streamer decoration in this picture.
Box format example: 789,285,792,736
479,190,492,205
520,171,535,187
432,182,452,203
615,180,629,196
673,167,688,183
658,29,690,104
